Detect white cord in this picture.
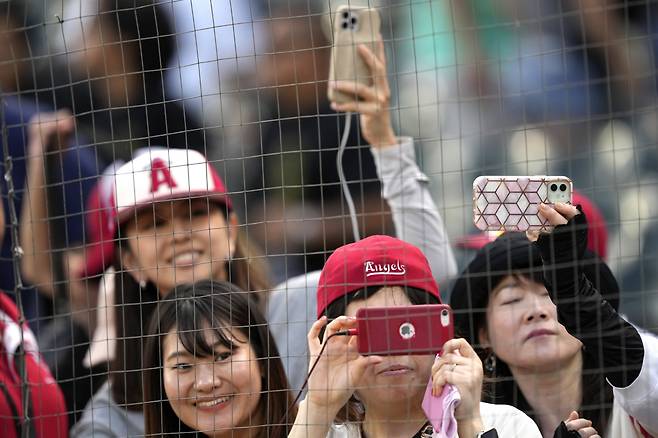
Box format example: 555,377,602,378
336,112,361,241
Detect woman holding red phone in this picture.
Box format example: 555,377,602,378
451,203,657,437
289,235,542,438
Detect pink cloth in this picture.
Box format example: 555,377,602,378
422,377,461,438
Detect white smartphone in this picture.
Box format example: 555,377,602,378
473,175,573,232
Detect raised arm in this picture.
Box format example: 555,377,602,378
19,111,74,298
330,41,457,282
536,203,657,435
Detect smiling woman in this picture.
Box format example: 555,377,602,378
143,280,295,437
72,148,270,437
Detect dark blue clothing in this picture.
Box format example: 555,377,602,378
1,94,100,327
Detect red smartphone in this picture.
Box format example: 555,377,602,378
355,305,453,356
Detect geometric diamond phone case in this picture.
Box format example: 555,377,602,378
473,175,573,232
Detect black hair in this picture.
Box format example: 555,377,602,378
142,280,295,437
450,233,615,434
110,199,271,410
323,285,440,422
97,0,175,73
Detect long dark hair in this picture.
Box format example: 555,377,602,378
322,286,440,423
142,280,296,437
110,203,271,409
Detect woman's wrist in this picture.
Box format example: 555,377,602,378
457,416,484,438
289,398,335,438
365,124,398,149
302,397,342,425
372,131,398,149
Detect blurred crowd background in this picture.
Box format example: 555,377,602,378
1,0,658,420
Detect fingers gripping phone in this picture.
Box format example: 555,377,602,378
473,176,573,232
356,305,454,356
327,5,381,103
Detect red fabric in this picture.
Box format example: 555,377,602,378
572,191,608,260
456,191,608,260
0,293,68,438
149,158,179,192
316,235,440,318
77,182,116,279
630,415,657,438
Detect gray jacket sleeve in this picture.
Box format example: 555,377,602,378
370,137,457,282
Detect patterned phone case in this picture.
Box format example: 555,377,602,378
473,176,573,232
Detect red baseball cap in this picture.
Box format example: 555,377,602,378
316,235,440,318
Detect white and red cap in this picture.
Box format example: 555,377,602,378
316,235,440,318
112,148,232,224
77,149,231,278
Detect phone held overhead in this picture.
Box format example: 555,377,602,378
327,5,381,103
473,176,573,232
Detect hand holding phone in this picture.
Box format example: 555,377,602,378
305,316,382,412
355,305,454,356
473,176,573,232
328,6,381,104
327,6,396,148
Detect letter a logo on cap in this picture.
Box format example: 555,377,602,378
150,158,178,193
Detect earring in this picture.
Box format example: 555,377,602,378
484,351,497,375
139,279,147,289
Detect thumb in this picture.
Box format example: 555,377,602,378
566,411,579,422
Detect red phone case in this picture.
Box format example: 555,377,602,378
356,305,453,356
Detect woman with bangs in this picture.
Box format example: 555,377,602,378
143,280,294,437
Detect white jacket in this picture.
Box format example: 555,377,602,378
325,403,542,437
607,330,658,437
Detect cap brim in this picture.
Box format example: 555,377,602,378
115,191,232,225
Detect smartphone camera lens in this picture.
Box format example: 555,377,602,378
343,11,349,19
351,16,357,24
550,184,558,192
341,21,348,29
560,184,567,192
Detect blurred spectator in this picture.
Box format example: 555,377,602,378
43,0,208,165
18,111,105,425
0,190,69,438
0,0,31,93
0,0,99,332
223,1,393,281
